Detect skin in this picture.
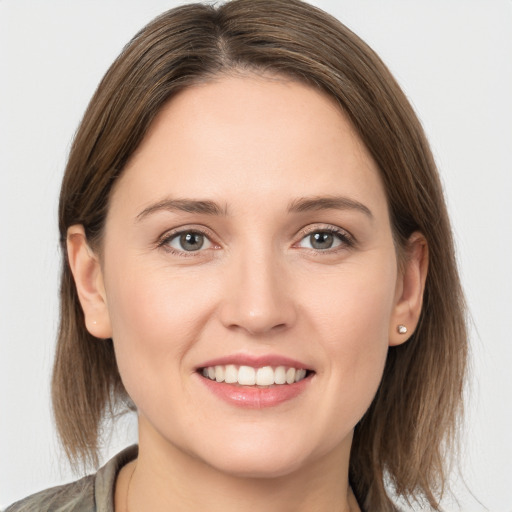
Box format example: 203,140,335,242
67,74,428,512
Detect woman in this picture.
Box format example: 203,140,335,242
5,0,467,510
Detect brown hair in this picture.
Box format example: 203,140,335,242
53,1,467,510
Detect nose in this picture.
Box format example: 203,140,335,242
218,248,297,336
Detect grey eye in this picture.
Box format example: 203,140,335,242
298,231,344,250
310,232,334,249
167,231,212,252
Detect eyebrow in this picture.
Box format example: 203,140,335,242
136,195,373,221
136,198,227,221
287,196,373,218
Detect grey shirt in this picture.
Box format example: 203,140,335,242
5,445,138,512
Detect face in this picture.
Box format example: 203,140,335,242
94,75,406,477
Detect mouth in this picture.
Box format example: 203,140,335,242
195,358,315,408
195,355,315,408
198,364,313,387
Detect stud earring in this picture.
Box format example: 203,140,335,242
397,324,407,334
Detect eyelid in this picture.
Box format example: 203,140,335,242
156,225,220,254
154,223,355,256
294,223,356,250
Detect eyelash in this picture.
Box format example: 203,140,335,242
156,224,355,257
156,226,216,257
295,224,355,252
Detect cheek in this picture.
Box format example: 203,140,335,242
106,258,214,333
308,258,397,417
102,261,217,401
311,256,397,345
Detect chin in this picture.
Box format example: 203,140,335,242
206,450,309,480
192,428,337,480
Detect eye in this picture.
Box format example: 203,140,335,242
163,230,213,252
296,228,352,251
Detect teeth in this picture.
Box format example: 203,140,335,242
215,365,225,383
201,364,309,386
274,366,287,384
256,366,274,386
295,369,306,382
225,364,238,384
238,366,256,385
286,367,296,384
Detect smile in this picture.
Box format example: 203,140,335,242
196,358,315,408
200,365,308,386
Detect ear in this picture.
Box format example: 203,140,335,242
389,232,429,346
67,225,112,339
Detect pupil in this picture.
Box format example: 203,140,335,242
180,232,204,251
311,232,333,249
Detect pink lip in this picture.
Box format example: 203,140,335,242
195,353,314,409
197,354,311,370
197,373,312,409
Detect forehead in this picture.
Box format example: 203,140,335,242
109,74,386,217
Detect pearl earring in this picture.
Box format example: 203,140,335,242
397,324,407,334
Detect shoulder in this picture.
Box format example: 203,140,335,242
4,445,138,512
4,475,95,512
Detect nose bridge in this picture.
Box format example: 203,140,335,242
220,240,296,335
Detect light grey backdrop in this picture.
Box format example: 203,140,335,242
1,1,511,510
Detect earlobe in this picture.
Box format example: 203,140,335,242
389,232,429,346
66,225,112,339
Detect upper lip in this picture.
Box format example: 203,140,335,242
197,354,312,371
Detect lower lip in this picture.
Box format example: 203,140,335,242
198,374,312,409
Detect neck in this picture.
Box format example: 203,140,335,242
117,419,360,512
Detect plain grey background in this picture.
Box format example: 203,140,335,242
1,1,511,510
